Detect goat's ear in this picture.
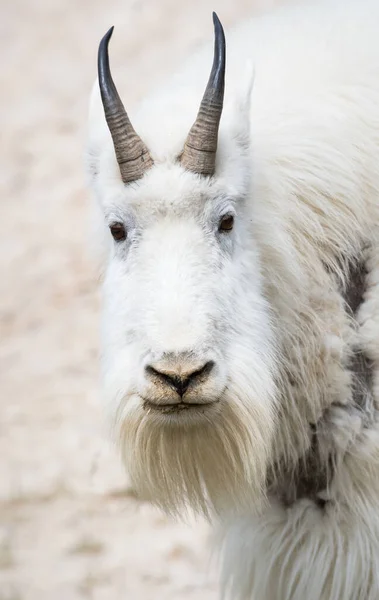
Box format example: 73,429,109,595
230,61,255,151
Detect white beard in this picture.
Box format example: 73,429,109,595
114,381,276,519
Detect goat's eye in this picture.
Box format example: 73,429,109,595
219,214,234,232
110,222,126,241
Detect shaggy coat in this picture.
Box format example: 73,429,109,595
87,1,379,598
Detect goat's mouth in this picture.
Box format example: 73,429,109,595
142,399,218,415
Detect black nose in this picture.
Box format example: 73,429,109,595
145,360,215,397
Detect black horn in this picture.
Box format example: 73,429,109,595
180,12,226,175
98,27,154,183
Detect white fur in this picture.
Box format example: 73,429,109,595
86,1,379,598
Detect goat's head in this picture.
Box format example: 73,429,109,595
87,14,278,517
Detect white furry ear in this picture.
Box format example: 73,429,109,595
215,61,254,187
229,60,255,150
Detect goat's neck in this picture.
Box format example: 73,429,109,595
269,255,375,509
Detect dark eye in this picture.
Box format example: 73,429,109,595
219,214,234,232
110,222,126,241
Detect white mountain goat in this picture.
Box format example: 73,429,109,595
86,1,379,598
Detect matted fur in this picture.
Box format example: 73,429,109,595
87,0,379,598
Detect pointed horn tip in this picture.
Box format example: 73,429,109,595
211,12,225,43
100,26,115,47
212,12,221,27
98,26,115,65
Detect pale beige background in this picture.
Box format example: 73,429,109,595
0,1,289,598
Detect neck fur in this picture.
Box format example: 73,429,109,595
268,254,375,509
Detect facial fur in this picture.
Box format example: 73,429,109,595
89,137,278,517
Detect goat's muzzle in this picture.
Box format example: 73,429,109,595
141,352,221,414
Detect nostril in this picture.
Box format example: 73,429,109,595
182,361,215,394
145,360,215,397
191,360,215,382
145,365,163,380
145,365,182,394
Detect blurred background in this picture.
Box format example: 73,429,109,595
0,0,288,598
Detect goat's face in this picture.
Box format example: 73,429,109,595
92,163,277,516
88,18,278,517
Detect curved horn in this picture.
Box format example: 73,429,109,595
98,27,153,183
180,12,226,176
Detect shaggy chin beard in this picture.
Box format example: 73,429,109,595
113,389,275,520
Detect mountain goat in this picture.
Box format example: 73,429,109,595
86,1,379,598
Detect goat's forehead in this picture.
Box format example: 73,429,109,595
119,165,222,217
